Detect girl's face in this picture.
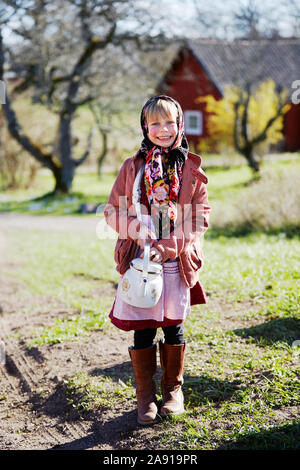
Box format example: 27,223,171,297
147,109,178,148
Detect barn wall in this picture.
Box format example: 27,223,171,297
160,47,300,153
284,103,300,151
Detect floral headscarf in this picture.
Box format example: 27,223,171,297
137,95,189,239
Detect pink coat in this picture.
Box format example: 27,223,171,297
104,151,210,302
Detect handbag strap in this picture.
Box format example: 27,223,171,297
132,163,145,222
132,163,150,280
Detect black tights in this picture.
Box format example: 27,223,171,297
134,324,184,349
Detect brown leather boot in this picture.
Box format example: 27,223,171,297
159,341,185,417
128,344,158,425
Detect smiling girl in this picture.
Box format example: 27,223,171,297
104,95,210,425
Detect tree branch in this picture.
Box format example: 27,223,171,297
2,93,57,170
89,102,110,174
241,84,251,143
0,26,57,171
252,92,287,145
61,22,117,115
233,100,242,153
74,124,96,167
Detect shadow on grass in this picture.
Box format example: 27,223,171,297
221,421,300,450
30,360,154,450
183,373,243,407
35,360,243,424
0,191,107,215
49,409,140,450
91,364,244,407
32,361,247,450
90,361,134,383
29,356,299,450
31,360,136,423
233,317,300,347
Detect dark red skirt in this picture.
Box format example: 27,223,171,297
108,281,206,332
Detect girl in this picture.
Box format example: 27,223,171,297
104,95,210,425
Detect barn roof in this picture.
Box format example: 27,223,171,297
179,38,300,95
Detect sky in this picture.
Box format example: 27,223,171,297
1,0,299,45
161,0,298,39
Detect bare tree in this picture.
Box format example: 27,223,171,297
233,0,262,39
232,83,289,172
190,0,298,40
0,0,174,194
283,0,300,37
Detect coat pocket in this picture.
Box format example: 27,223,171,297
187,243,203,271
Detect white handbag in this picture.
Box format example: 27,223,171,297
120,165,163,308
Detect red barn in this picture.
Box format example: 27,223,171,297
158,39,300,152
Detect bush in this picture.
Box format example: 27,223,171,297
211,165,300,236
0,114,40,190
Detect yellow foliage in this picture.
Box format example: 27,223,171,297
196,79,291,153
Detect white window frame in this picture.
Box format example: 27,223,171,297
184,110,203,135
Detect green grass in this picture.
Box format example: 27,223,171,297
1,155,299,450
0,171,115,215
5,228,299,449
8,230,299,350
4,229,118,346
62,372,135,413
27,310,109,348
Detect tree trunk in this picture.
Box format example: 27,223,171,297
244,146,260,172
53,111,75,193
52,163,75,193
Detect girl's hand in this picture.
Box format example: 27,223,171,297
140,247,162,263
137,223,156,249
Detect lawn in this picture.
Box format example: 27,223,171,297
0,171,114,215
1,154,299,450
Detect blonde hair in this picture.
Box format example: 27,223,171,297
144,98,178,123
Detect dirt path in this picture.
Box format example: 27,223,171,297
0,219,161,450
0,212,101,232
